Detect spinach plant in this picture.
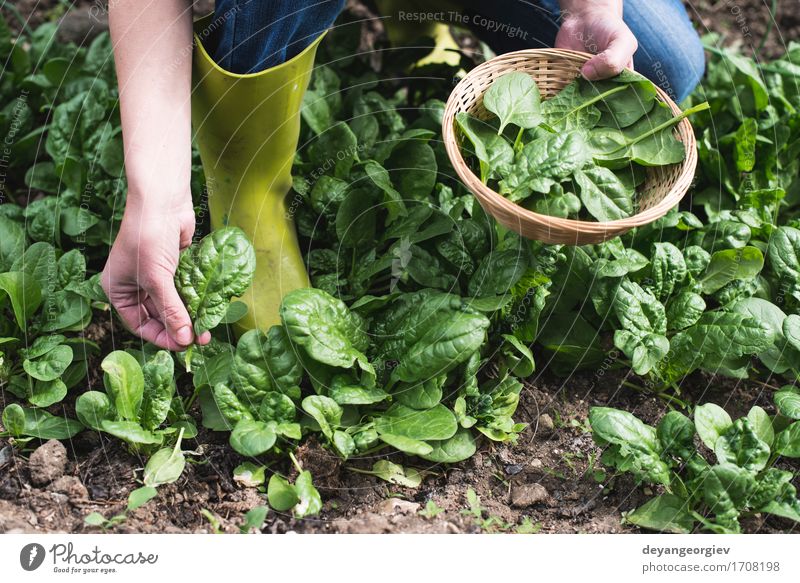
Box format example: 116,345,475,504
589,392,800,533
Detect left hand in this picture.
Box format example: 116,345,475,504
555,3,638,80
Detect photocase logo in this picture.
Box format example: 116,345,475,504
19,543,46,571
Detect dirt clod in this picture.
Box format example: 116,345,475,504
47,476,89,501
28,440,67,486
510,482,549,508
537,413,555,435
377,498,421,515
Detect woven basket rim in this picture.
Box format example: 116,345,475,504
442,48,698,240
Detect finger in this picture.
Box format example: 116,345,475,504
554,22,585,52
114,296,186,350
146,278,195,347
179,216,195,250
197,331,212,345
582,30,638,80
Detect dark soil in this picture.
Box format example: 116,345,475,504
1,0,798,535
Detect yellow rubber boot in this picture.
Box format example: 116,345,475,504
191,17,323,332
374,0,462,67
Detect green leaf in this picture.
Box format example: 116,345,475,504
29,379,68,407
100,420,162,446
127,486,158,511
233,463,266,487
623,494,694,533
776,421,800,458
375,404,457,441
328,376,389,405
377,433,433,455
230,419,277,456
23,344,73,382
211,384,254,429
175,227,256,335
368,460,424,487
293,471,322,518
588,407,670,485
390,311,489,385
747,406,775,447
75,391,113,430
101,351,144,422
775,386,800,420
143,438,186,487
267,474,300,511
700,246,764,294
694,403,733,450
0,271,42,330
574,165,633,221
702,463,755,533
518,130,591,181
280,288,370,372
302,395,342,440
734,117,757,171
685,311,774,361
483,71,543,133
714,418,770,472
2,404,25,437
784,315,800,353
240,506,269,532
656,411,695,458
232,326,303,403
455,113,514,182
257,392,296,424
541,80,602,131
418,428,477,463
141,351,176,431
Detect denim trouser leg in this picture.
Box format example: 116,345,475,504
208,0,705,102
209,0,346,74
458,0,705,102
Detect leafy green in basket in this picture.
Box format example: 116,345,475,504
457,70,709,222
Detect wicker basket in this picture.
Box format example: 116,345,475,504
442,49,698,245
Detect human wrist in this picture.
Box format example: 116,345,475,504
559,0,623,18
123,185,193,224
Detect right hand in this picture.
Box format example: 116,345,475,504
101,194,211,351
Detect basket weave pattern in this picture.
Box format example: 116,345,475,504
442,49,698,245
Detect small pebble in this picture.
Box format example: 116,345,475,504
505,464,524,475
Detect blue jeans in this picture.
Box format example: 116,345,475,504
210,0,704,102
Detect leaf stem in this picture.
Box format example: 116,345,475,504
550,84,629,127
612,102,711,152
185,345,194,373
513,127,524,152
621,380,689,409
289,451,303,474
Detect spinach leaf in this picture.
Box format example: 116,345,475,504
482,72,543,133
176,227,256,335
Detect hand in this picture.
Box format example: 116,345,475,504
101,195,211,351
555,3,638,80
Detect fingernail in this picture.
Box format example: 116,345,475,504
176,326,193,345
582,62,597,80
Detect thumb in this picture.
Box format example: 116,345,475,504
148,278,195,347
582,31,638,80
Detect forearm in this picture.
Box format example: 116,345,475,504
558,0,623,17
109,0,193,214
